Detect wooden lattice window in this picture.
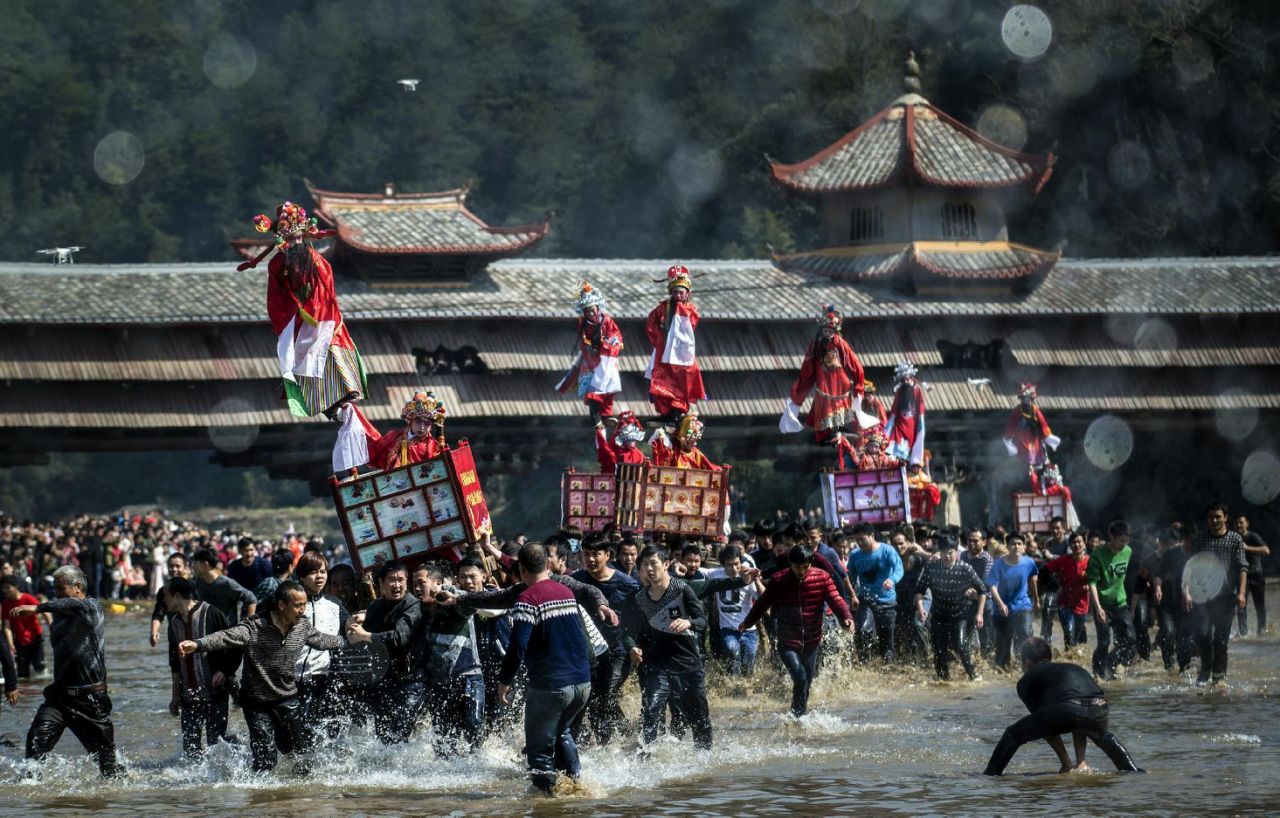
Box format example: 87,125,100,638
850,206,884,241
941,202,977,239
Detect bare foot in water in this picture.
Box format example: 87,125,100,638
1071,762,1092,773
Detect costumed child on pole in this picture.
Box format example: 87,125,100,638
240,201,366,421
650,414,720,471
332,390,447,474
884,362,928,466
1002,383,1061,469
596,411,648,473
645,264,705,427
778,305,879,468
556,282,624,426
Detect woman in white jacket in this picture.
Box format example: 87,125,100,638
295,551,350,746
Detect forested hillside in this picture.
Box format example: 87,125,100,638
2,0,1275,264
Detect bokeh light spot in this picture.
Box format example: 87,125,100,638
209,397,260,454
1108,140,1152,191
1241,449,1280,506
1213,388,1258,443
93,131,145,185
1084,415,1133,471
975,104,1028,151
203,35,258,90
1001,5,1052,61
1183,553,1227,604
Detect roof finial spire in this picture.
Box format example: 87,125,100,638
903,50,922,95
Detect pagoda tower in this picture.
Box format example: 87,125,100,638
770,53,1059,293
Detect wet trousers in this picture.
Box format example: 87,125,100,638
179,689,229,758
25,688,122,777
984,700,1140,776
639,667,712,749
242,695,307,772
929,613,976,680
524,682,590,793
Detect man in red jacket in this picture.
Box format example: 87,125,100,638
740,544,853,716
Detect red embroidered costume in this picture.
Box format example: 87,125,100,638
557,282,623,424
241,201,365,418
780,306,868,442
645,264,706,422
1003,383,1060,468
650,414,720,471
884,362,927,467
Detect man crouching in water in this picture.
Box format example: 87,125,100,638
984,636,1143,775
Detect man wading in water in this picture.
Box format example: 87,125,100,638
984,636,1143,776
180,581,349,773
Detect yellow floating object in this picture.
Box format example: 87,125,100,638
107,603,127,614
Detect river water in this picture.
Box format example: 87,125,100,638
1,591,1276,817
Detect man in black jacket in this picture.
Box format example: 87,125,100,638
347,559,423,743
621,545,712,749
14,565,123,777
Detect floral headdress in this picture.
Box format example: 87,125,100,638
254,201,323,248
614,411,645,446
676,413,704,445
894,361,918,383
863,429,887,452
819,304,842,332
1018,383,1039,401
663,263,692,293
401,390,446,425
575,281,607,314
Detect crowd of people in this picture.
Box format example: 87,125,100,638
0,502,1269,791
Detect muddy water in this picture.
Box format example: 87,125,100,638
1,590,1277,817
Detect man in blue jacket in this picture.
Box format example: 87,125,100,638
846,522,903,665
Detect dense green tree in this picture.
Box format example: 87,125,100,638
0,0,1274,265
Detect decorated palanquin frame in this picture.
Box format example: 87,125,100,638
1012,492,1068,533
820,467,911,527
561,469,619,533
563,464,731,538
331,440,492,574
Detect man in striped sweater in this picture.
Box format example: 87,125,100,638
740,544,853,717
180,580,349,773
497,544,593,794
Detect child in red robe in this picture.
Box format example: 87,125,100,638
650,413,720,471
645,264,706,425
596,411,649,472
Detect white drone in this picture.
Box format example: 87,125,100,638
397,79,420,92
37,246,85,264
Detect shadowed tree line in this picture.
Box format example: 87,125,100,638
0,0,1275,264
